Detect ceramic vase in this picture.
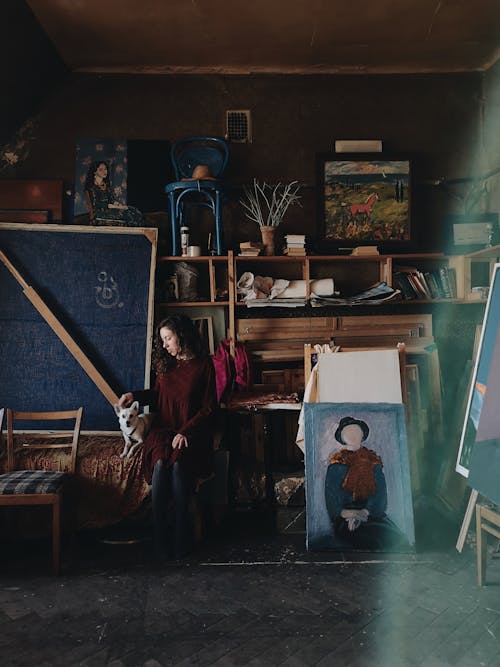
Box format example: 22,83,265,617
260,225,276,256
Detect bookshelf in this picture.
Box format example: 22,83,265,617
155,249,491,355
232,253,487,306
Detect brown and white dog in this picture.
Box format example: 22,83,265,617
114,401,153,458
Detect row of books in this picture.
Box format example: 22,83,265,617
393,266,457,300
284,233,306,256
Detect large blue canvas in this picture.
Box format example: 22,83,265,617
304,402,415,551
0,225,156,431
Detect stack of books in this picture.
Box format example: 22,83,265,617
284,234,306,256
393,265,457,300
239,241,263,256
350,245,380,256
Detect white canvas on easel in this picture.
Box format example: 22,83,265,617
317,349,403,403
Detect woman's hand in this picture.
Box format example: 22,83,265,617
118,392,134,409
172,433,188,450
108,203,128,210
340,508,369,532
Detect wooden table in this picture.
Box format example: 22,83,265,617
226,391,302,506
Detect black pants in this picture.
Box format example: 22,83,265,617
151,459,192,559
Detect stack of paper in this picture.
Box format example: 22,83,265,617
310,281,400,307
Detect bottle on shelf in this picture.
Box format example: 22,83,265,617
181,226,190,256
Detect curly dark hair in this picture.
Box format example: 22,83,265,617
85,160,111,192
152,315,203,373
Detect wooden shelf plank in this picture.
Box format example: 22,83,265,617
156,301,229,307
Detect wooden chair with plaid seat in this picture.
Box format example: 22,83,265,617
0,407,83,575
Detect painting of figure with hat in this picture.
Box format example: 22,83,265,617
304,403,415,551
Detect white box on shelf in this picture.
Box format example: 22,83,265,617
335,140,383,153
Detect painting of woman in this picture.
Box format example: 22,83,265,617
85,160,143,226
304,403,415,552
325,416,404,549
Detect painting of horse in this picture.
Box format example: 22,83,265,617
349,193,379,219
317,155,411,245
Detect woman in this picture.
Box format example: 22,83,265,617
118,315,217,560
85,160,143,226
325,416,402,549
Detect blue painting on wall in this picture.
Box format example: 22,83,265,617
304,402,415,551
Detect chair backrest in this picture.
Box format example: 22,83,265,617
6,408,83,474
171,137,229,181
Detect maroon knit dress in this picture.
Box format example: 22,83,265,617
134,356,217,486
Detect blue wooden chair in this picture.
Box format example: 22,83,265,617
165,137,229,255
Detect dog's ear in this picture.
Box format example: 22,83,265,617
113,403,121,416
131,400,139,413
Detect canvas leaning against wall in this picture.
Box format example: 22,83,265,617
456,263,500,477
467,316,500,506
74,138,172,223
304,402,415,552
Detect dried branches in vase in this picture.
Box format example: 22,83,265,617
240,179,301,229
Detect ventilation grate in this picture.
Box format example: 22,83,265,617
225,110,252,143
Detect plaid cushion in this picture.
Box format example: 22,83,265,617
0,470,68,495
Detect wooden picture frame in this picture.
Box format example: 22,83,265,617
165,274,179,301
0,223,157,431
316,153,411,250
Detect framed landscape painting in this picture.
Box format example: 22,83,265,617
317,154,411,248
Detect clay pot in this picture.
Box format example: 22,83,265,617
260,226,276,256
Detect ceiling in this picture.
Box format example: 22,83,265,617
27,0,500,75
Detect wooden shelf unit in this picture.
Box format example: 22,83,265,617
232,252,485,305
155,249,490,353
156,254,232,306
155,252,235,353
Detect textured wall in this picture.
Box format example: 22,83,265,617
3,71,483,252
484,59,500,214
0,0,68,150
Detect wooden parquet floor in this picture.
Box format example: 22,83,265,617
1,510,500,667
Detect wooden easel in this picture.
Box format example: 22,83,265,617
456,488,479,553
475,502,500,585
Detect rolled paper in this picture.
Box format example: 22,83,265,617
280,278,334,299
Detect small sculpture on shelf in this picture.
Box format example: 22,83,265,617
240,179,301,255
